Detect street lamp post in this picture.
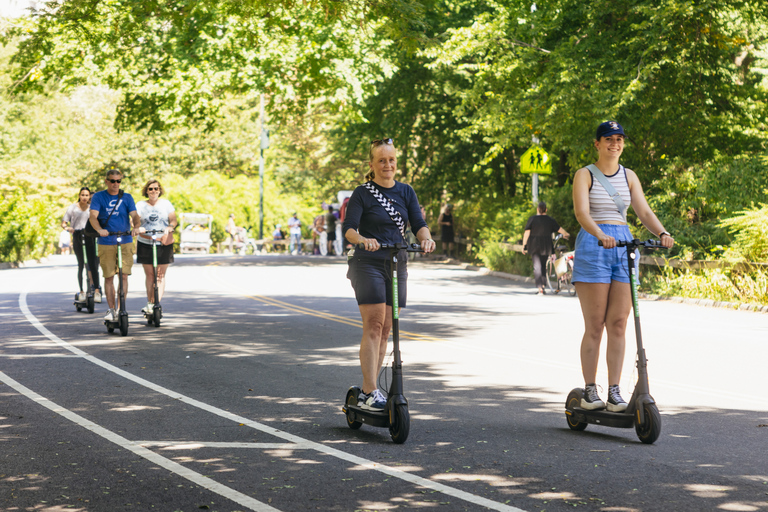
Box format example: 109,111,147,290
258,95,269,240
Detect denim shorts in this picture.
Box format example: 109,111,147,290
347,255,407,307
572,224,637,284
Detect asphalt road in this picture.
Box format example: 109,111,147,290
1,253,767,512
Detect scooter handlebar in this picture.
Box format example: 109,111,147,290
358,242,425,253
107,231,133,236
598,238,667,249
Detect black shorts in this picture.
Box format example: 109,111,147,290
326,231,336,241
136,242,175,265
347,255,407,307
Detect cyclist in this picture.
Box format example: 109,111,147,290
62,187,102,303
89,170,140,322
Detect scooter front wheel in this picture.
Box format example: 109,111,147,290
635,402,661,444
119,313,129,337
153,306,162,327
86,295,95,314
565,389,588,431
389,404,410,444
345,389,362,430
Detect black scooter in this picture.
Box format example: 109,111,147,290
342,242,423,444
141,230,165,327
565,239,667,444
104,231,131,337
73,230,96,314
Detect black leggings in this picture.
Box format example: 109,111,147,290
531,252,549,288
72,231,100,292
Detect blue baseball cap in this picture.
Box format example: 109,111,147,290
596,121,625,139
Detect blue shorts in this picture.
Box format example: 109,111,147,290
347,255,407,307
572,225,637,284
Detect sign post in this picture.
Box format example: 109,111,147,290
519,144,552,207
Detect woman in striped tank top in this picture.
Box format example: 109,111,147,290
571,121,675,413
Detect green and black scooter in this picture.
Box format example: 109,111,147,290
104,231,132,337
343,242,424,444
142,229,165,328
73,230,96,314
565,238,668,444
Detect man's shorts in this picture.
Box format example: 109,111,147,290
326,231,337,242
136,242,175,265
572,224,637,284
98,243,135,278
347,255,407,307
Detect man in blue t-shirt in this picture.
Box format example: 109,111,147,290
88,170,141,322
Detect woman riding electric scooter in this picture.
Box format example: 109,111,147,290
570,121,674,413
63,187,102,306
341,137,435,442
136,179,177,319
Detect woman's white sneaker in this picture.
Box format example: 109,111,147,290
606,385,628,412
580,383,605,410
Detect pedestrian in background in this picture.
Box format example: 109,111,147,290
288,212,302,254
522,201,570,294
437,203,456,259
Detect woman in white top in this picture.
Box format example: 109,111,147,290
62,187,102,302
136,179,177,315
571,121,674,412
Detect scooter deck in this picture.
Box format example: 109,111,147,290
568,406,634,429
343,404,390,428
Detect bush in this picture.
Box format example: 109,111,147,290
0,191,58,262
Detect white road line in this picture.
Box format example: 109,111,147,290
0,371,281,512
17,287,527,512
0,353,81,358
137,441,316,449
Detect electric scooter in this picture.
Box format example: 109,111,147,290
342,242,423,444
73,230,96,314
104,231,131,337
565,238,667,444
141,230,165,328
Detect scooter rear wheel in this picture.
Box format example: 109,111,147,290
635,402,661,444
565,389,588,431
389,404,410,444
345,390,362,430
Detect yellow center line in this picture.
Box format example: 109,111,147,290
205,264,440,342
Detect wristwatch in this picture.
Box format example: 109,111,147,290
659,231,671,238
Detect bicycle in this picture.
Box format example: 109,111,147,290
546,233,575,296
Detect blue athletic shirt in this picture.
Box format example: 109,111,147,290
342,180,427,260
89,190,137,245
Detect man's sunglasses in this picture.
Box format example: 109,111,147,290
371,138,394,146
107,179,122,184
147,186,159,191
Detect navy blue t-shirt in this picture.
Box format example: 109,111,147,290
342,180,427,260
90,190,137,245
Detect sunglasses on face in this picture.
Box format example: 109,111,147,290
371,138,394,146
147,186,159,191
107,179,122,184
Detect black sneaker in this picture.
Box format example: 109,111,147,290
580,383,605,410
606,385,628,412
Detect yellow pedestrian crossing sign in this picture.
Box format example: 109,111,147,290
520,145,552,174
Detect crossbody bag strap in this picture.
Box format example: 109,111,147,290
586,165,627,222
362,182,407,241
